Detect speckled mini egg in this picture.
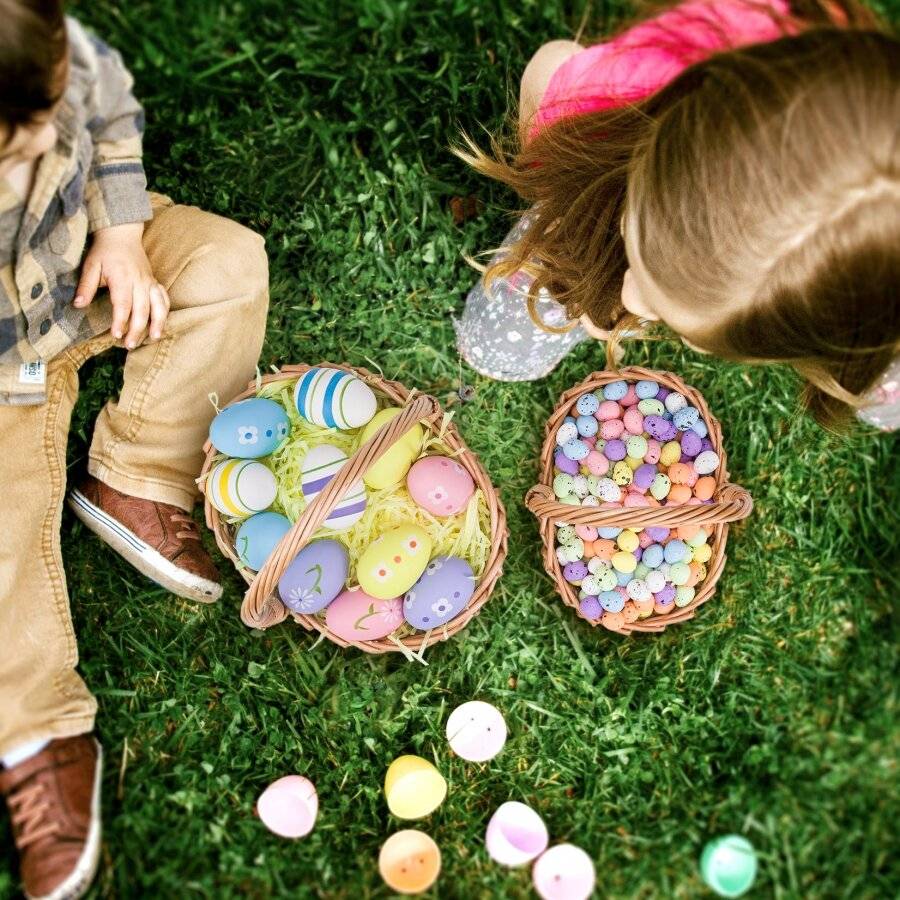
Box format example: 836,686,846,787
207,459,277,518
278,539,349,614
611,461,633,486
293,367,377,430
664,392,687,414
673,406,700,431
575,393,600,416
358,524,432,599
591,477,621,502
407,456,475,517
360,408,424,489
209,398,290,459
562,439,589,461
602,380,628,401
563,561,589,583
403,556,476,630
599,589,625,613
637,398,665,417
693,450,720,475
554,450,580,475
625,435,648,460
326,587,404,641
604,439,627,461
556,421,578,445
635,380,659,399
301,444,367,530
575,415,598,438
235,511,291,571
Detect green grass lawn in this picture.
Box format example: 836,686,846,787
3,1,899,897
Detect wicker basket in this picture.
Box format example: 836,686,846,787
525,366,753,635
199,363,508,655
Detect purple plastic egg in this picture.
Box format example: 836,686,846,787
680,430,702,457
279,540,349,614
403,556,476,630
654,583,677,604
563,561,589,583
633,464,657,489
604,439,627,461
554,450,580,475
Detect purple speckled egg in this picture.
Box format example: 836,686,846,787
279,540,349,614
554,449,580,476
563,561,589,583
633,464,657,489
579,597,602,620
654,583,677,604
656,387,671,402
680,430,702,457
643,415,672,441
646,526,670,542
700,438,714,453
604,439,627,461
403,556,476,630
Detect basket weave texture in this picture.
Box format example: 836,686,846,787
525,367,753,634
199,363,508,654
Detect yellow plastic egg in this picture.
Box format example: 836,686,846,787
360,408,424,490
384,756,447,819
660,440,682,466
357,524,432,599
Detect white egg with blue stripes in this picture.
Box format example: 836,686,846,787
293,367,377,430
301,444,367,530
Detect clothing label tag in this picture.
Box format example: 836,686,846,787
18,361,46,385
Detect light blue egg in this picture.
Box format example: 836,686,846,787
603,380,628,401
576,415,598,438
598,526,622,539
635,380,659,399
642,544,665,568
562,439,589,461
691,418,709,438
664,539,689,564
673,406,700,431
616,569,632,587
599,589,625,612
575,393,600,416
209,398,290,459
235,512,291,571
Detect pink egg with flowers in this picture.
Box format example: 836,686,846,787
407,455,475,516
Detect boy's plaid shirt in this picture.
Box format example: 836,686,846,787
0,17,151,405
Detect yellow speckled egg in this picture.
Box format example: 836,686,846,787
659,440,682,467
357,524,432,599
360,408,424,490
611,461,633,486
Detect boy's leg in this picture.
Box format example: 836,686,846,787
70,198,269,600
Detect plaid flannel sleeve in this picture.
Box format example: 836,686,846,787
71,19,153,232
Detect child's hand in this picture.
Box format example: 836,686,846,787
74,223,170,349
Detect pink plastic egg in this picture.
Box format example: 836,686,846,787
257,775,318,838
533,844,596,900
325,587,404,642
407,456,475,517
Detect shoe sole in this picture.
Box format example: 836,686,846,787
68,489,222,604
27,741,103,900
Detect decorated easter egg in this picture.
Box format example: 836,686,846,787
379,830,441,895
278,539,348,614
235,511,291,571
556,421,578,445
207,459,277,518
256,775,318,838
404,556,475,630
485,801,549,867
673,405,700,431
300,444,367,530
602,380,628,400
635,379,659,399
562,439,589,461
407,456,475,517
360,408,424,489
325,587,404,642
209,398,290,459
293,367,377,429
358,524,432,599
554,449,579,475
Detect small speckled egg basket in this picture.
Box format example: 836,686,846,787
199,363,508,655
525,366,753,635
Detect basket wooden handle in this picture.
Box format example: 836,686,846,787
524,482,753,529
241,393,440,628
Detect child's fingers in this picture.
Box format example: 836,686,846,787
125,281,150,350
74,260,102,308
148,283,170,341
109,277,133,341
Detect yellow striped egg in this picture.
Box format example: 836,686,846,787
207,459,277,518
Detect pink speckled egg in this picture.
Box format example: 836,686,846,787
325,587,404,642
407,456,475,517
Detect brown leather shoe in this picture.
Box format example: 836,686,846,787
0,736,102,900
68,475,222,603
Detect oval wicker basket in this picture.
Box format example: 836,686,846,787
525,366,753,635
199,363,508,655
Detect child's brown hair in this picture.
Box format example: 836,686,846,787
0,0,67,133
457,1,899,428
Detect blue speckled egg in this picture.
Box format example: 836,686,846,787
209,398,290,459
673,406,700,431
403,556,476,630
635,380,659,399
235,511,291,571
602,380,628,401
575,393,600,416
576,415,598,438
599,590,625,613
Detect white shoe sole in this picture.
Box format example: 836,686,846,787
68,489,222,604
27,742,103,900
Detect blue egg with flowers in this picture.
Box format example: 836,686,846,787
209,398,291,459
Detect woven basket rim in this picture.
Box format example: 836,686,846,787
199,362,509,656
525,366,752,635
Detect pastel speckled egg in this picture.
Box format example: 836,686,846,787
562,439,589,461
563,561,589,583
694,450,720,474
301,444,367,530
576,415,598,437
611,461,633,486
403,556,475,630
485,801,549,867
325,587,404,642
604,439,627,461
358,524,432,599
235,511,291,571
278,539,349,614
209,398,290,458
599,589,625,612
407,456,475,517
533,844,596,900
556,421,578,445
293,367,377,430
579,597,602,619
207,459,277,518
379,830,441,895
554,450,579,475
673,406,700,431
256,775,318,838
602,380,628,400
360,408,424,489
575,393,600,416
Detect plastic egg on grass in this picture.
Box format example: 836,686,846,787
358,524,432,600
235,511,291,571
384,756,447,819
485,801,549,867
404,556,476,630
360,408,425,489
256,775,318,838
209,398,290,458
300,444,367,531
700,835,758,898
278,539,348,614
325,587,403,642
532,844,596,900
207,459,277,518
293,366,377,429
379,830,441,895
407,456,475,517
446,700,507,762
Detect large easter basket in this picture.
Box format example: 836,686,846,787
525,366,753,635
199,363,508,655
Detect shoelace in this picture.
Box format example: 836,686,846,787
170,512,200,542
9,781,59,849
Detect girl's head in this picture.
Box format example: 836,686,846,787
460,4,899,428
0,0,67,176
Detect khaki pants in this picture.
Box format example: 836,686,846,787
0,196,269,755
